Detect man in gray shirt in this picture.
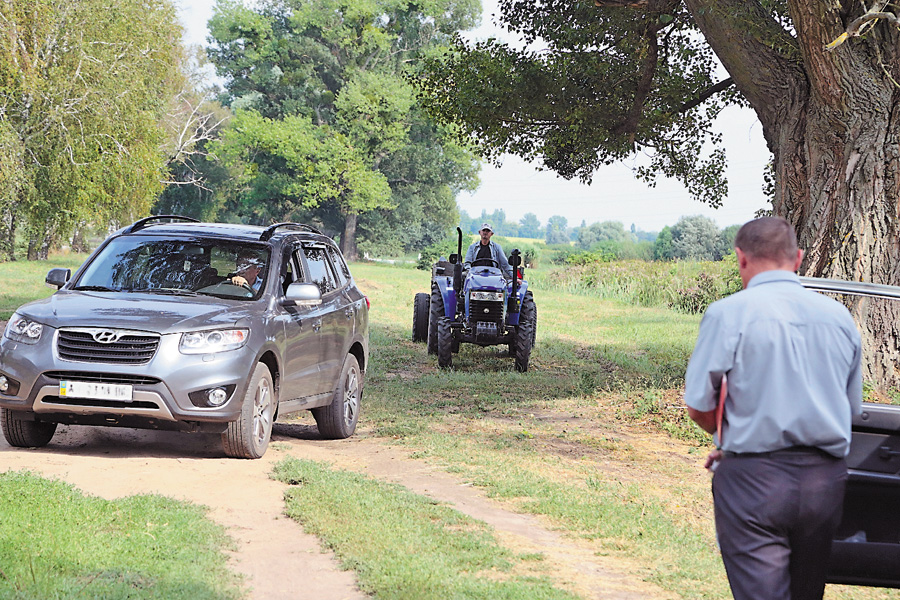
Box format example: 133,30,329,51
684,217,862,600
463,223,512,278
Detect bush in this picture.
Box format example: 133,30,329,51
541,256,741,311
416,237,458,270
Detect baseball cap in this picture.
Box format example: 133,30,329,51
480,223,493,232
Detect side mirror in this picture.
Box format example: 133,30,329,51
449,253,460,264
282,282,322,306
509,251,522,268
46,268,71,289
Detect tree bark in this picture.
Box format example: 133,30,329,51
681,0,900,388
341,212,359,261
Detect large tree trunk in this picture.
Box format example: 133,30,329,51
340,212,359,261
684,0,900,389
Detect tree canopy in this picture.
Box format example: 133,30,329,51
0,0,185,259
206,0,482,258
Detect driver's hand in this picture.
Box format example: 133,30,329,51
231,275,249,287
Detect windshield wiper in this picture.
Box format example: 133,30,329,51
130,288,200,296
72,285,117,292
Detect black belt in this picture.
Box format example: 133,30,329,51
723,446,837,459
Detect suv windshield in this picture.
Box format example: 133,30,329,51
75,236,270,299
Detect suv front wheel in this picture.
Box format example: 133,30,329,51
1,408,57,448
223,363,275,459
313,354,362,439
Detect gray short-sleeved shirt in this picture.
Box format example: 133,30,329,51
684,270,862,457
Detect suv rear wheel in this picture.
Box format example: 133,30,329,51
1,408,57,448
223,363,275,459
313,354,362,439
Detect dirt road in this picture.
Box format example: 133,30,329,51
0,415,676,600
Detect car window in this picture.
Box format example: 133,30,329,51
76,236,270,300
302,245,336,295
327,246,350,288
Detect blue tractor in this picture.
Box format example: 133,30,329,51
412,228,537,371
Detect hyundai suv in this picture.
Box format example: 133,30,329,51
0,216,369,458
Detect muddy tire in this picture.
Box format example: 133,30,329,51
313,354,362,439
1,408,56,447
428,286,444,355
223,363,275,459
412,292,430,342
437,317,453,368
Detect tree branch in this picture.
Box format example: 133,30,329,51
679,77,734,113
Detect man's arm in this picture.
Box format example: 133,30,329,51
463,242,476,269
493,243,512,277
688,407,717,434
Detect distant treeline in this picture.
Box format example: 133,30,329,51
459,209,739,262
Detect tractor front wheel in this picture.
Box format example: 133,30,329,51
437,317,453,368
428,286,444,355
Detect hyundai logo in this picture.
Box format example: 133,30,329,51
93,330,121,344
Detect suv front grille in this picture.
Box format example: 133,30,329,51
57,329,160,365
469,300,504,323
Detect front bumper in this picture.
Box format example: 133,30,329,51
0,327,258,429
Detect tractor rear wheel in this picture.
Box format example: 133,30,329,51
437,317,453,368
428,286,444,355
412,292,430,342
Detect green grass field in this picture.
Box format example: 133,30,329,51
1,257,897,599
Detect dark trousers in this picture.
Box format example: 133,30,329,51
712,448,847,600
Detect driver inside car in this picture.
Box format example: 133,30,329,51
230,251,266,291
463,222,512,278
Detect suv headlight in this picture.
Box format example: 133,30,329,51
179,329,249,354
470,291,503,301
4,314,44,345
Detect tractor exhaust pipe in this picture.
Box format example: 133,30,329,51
453,227,464,298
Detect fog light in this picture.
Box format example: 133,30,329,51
0,376,8,393
207,387,228,407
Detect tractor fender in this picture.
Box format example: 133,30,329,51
506,281,530,326
434,276,457,318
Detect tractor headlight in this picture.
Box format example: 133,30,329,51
470,291,503,301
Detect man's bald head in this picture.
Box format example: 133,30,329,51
734,217,798,265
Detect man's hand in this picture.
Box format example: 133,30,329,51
231,275,249,287
704,448,723,471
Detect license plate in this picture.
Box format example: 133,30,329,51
59,380,133,402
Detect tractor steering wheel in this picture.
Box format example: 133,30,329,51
471,258,499,269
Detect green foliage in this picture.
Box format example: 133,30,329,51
0,0,185,258
545,215,570,245
0,471,241,599
207,0,481,253
416,236,459,270
545,258,740,311
414,2,735,205
214,109,393,224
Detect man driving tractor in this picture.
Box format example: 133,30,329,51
463,223,512,278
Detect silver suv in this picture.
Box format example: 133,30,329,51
0,216,369,458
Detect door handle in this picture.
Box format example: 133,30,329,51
878,445,900,460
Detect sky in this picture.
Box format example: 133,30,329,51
175,0,771,233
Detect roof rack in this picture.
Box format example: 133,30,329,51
124,215,200,234
259,222,324,241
